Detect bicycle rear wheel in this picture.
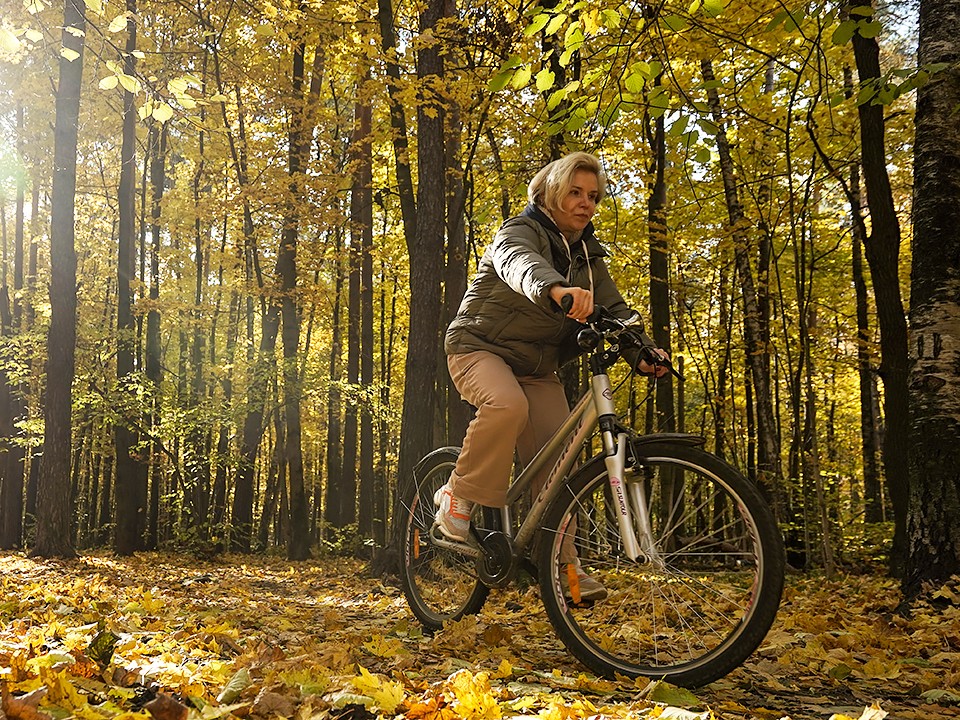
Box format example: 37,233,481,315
536,442,784,687
399,447,492,631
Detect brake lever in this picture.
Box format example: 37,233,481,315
639,345,684,382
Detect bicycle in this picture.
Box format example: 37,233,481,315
398,304,785,687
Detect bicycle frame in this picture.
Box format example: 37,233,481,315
499,365,651,563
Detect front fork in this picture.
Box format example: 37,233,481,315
593,376,660,565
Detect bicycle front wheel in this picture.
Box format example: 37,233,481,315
536,442,784,687
398,447,491,631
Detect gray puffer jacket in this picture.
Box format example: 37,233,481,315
445,204,636,377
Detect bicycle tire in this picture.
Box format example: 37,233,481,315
536,442,784,686
398,447,495,631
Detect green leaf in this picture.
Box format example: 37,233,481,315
488,69,514,92
856,83,879,105
698,117,720,135
87,626,120,666
831,19,857,45
695,147,712,163
565,107,587,131
564,25,584,49
0,28,21,54
536,67,556,92
703,0,725,17
524,13,550,36
648,85,670,116
828,91,846,107
765,9,789,31
662,14,689,31
598,103,621,128
631,60,651,79
858,20,882,38
646,680,702,708
216,668,251,704
848,5,874,16
545,13,567,35
625,72,645,94
667,114,690,137
600,9,621,28
510,66,531,89
546,87,568,110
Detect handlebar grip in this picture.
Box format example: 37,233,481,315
560,293,604,324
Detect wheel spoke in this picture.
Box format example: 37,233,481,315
536,446,783,686
399,451,490,630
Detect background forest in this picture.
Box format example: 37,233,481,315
0,0,951,582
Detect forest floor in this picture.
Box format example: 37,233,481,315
0,551,958,720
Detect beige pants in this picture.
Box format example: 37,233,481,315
447,351,570,507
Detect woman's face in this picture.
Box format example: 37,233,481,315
552,169,600,236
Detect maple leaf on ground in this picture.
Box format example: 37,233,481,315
143,693,189,720
444,670,501,720
1,685,52,720
405,695,457,720
829,702,888,720
351,666,405,714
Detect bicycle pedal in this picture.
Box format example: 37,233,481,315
428,522,480,551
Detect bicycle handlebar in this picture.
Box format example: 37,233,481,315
560,294,682,380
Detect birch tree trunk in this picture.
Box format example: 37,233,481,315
903,0,960,596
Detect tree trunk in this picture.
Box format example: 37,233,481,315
324,229,344,531
850,162,883,523
394,0,447,515
115,0,147,555
376,0,417,245
850,0,910,575
702,59,785,516
443,90,471,446
353,88,376,538
342,141,361,527
145,122,166,550
648,102,674,435
902,0,960,596
280,34,310,561
33,0,85,558
0,105,26,549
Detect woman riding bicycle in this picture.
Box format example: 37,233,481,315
437,151,669,601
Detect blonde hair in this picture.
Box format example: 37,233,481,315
527,151,607,213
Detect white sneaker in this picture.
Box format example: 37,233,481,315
433,482,474,542
560,561,608,602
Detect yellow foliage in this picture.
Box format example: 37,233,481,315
363,634,406,658
352,665,405,714
444,670,501,720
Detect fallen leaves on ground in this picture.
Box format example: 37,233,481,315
0,552,958,720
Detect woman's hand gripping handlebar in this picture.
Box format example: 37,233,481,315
560,295,680,380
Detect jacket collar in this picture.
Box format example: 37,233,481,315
522,204,607,259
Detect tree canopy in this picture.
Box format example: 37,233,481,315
0,0,955,595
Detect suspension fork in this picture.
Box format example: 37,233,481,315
592,373,642,562
593,373,660,565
